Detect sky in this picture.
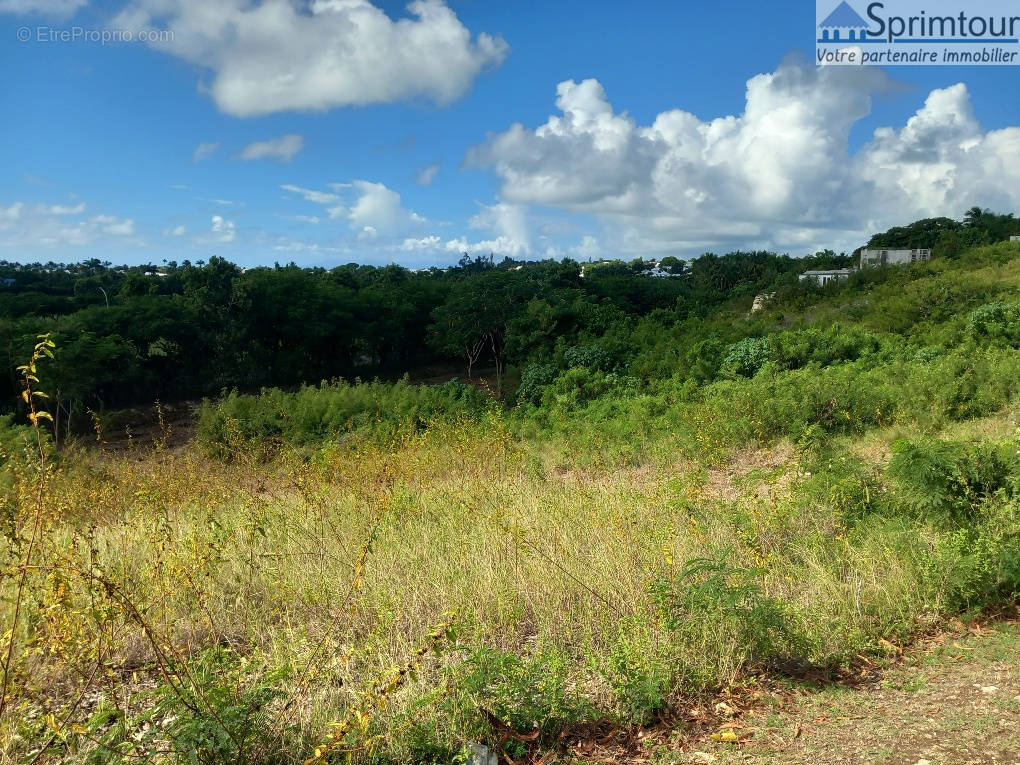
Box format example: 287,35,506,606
1,0,1019,268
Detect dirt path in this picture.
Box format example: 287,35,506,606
556,616,1019,765
682,620,1020,765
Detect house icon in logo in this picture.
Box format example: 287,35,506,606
818,1,869,41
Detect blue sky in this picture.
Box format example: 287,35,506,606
1,0,1019,267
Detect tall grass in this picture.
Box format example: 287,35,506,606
1,245,1019,762
2,410,1017,762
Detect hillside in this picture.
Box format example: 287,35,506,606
0,240,1018,763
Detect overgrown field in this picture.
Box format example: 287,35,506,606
1,244,1019,763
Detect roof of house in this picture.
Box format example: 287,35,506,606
819,1,868,28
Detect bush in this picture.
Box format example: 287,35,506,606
563,343,614,372
720,337,771,378
516,362,557,405
886,436,1018,521
196,377,491,454
649,558,810,677
967,301,1020,346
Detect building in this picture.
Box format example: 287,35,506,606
799,269,852,286
859,248,931,268
818,1,869,41
1010,235,1020,242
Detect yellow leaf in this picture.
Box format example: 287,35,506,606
35,411,53,421
710,730,749,743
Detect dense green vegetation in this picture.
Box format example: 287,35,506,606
0,210,1014,436
194,238,1020,464
0,214,1019,764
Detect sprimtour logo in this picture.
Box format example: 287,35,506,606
816,0,1020,65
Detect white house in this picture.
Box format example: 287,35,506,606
1010,235,1020,242
799,269,852,286
859,248,931,268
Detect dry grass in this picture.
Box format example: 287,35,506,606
0,412,1014,763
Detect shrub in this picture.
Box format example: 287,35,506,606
649,557,810,678
886,436,1018,521
563,343,614,372
516,362,557,405
720,337,771,378
966,301,1020,346
152,647,288,765
196,377,491,454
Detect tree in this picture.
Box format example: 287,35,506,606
428,271,533,391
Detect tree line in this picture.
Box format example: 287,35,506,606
0,209,1015,432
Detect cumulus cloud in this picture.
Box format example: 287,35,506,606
416,162,441,186
397,201,534,258
0,0,86,17
165,224,187,236
93,215,136,236
346,180,424,232
210,215,236,242
467,57,1020,255
0,201,137,247
571,234,601,259
399,233,526,257
192,142,220,162
113,0,509,117
238,134,304,162
281,180,425,235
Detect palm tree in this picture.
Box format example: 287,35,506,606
964,206,987,228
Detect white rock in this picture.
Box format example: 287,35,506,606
467,742,498,765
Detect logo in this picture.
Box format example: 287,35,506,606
816,1,1020,65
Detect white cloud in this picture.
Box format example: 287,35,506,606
571,234,601,259
416,162,440,186
400,201,530,258
210,215,236,242
93,215,136,236
238,134,304,163
0,202,137,247
0,202,23,222
165,224,186,236
192,141,221,162
114,0,509,117
467,57,1020,255
347,180,424,231
281,184,340,205
466,201,530,254
399,233,526,257
47,202,86,215
0,0,86,17
281,180,425,235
